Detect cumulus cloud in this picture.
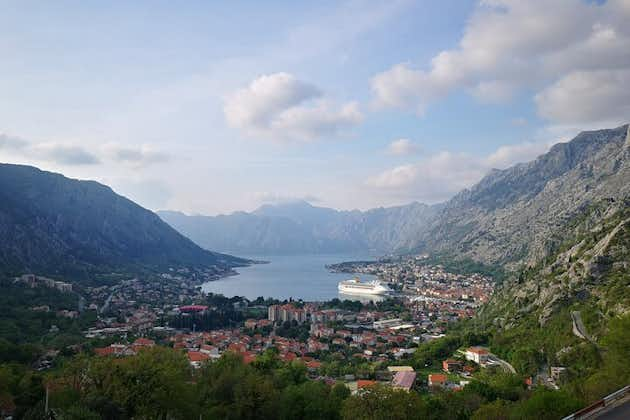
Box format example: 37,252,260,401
367,139,553,203
367,164,419,188
224,72,363,141
387,138,421,155
371,0,630,125
535,69,630,125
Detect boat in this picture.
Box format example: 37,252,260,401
337,277,392,295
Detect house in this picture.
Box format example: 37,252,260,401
242,352,257,364
306,360,322,371
428,374,447,388
94,346,117,357
132,338,155,352
550,367,568,384
442,359,463,373
465,347,489,365
200,344,220,357
357,380,377,390
392,371,416,392
188,351,209,368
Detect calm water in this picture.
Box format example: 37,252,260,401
201,254,378,301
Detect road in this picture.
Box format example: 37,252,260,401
99,285,120,314
571,311,594,342
488,353,516,374
595,395,630,419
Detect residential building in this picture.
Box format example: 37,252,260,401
465,347,489,365
428,374,447,388
392,371,417,392
442,359,463,373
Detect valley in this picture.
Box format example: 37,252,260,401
0,125,628,419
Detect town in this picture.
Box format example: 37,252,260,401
8,258,528,396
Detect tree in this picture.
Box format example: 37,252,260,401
471,400,512,420
280,381,344,420
54,347,195,419
511,388,581,420
341,385,427,420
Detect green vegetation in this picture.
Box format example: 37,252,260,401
421,254,508,283
0,345,594,420
0,279,94,356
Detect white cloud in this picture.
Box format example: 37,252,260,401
367,139,553,202
535,69,630,125
367,164,418,188
469,80,515,104
371,0,630,125
485,141,551,169
371,63,437,114
387,138,421,155
224,72,363,141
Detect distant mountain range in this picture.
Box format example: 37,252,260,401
3,122,627,290
0,164,249,280
160,124,630,273
159,201,441,256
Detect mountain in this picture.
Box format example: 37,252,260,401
160,124,630,261
0,164,249,280
414,124,630,270
158,201,442,255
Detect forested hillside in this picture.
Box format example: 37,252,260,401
0,164,248,281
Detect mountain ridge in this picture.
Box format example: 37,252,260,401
413,124,630,269
160,124,630,268
158,201,442,255
0,163,249,282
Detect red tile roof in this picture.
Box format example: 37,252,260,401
133,338,155,347
188,351,209,363
428,374,447,384
94,346,116,357
357,380,377,389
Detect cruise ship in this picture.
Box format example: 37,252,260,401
338,278,392,295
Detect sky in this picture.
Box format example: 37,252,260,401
1,0,629,215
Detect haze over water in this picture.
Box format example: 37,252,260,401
201,254,378,301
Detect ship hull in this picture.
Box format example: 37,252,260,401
337,284,390,295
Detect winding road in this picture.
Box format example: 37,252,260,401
488,353,517,374
571,311,595,343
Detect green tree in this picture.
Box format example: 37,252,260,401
511,388,581,420
341,385,427,420
471,400,512,420
280,381,344,420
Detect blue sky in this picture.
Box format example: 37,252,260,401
1,0,629,214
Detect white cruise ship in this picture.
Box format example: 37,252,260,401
338,278,392,295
